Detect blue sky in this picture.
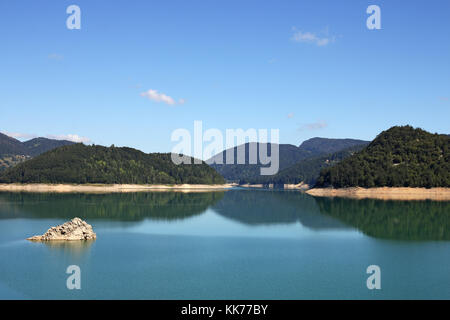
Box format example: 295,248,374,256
0,0,449,154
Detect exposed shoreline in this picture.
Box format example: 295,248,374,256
240,183,310,190
0,183,235,194
306,187,450,201
2,183,449,200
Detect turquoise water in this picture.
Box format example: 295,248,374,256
0,190,448,299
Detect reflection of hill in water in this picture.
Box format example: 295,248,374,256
3,191,446,241
212,190,349,230
0,192,224,221
314,197,450,241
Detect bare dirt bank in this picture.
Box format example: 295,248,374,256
306,187,450,201
0,183,234,194
283,183,310,190
239,183,310,190
240,184,265,189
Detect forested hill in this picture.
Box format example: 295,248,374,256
298,138,370,155
245,144,367,185
315,126,450,188
208,138,369,183
208,143,313,182
0,144,225,185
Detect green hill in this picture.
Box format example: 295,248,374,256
208,143,314,182
298,137,370,155
246,144,367,185
0,143,225,185
315,126,450,188
208,138,369,183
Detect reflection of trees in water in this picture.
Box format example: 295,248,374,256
212,190,349,230
3,191,446,241
0,192,225,221
314,197,450,241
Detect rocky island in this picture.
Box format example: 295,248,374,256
27,218,96,241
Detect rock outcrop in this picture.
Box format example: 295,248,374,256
27,217,96,241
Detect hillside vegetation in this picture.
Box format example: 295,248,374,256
246,144,366,185
0,155,31,172
297,138,369,155
208,138,369,183
315,126,450,188
0,144,225,185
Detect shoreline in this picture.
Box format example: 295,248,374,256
0,183,235,194
240,183,310,190
306,187,450,201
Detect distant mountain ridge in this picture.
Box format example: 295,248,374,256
246,144,367,185
208,137,369,183
0,132,75,171
0,133,27,156
207,143,316,182
22,137,76,157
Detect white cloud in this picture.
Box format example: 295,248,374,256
46,134,91,143
140,89,185,106
291,27,335,46
298,121,328,131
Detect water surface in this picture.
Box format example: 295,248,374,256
0,190,448,299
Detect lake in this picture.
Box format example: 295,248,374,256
0,189,448,299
